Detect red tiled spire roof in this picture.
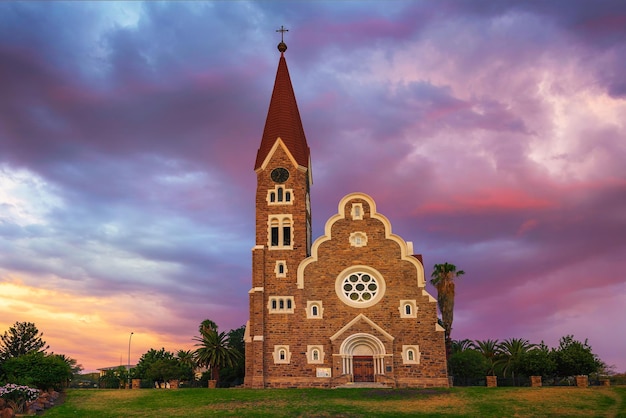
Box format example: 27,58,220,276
254,48,310,170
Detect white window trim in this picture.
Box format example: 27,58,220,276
306,345,325,364
267,185,294,206
274,260,287,278
267,214,293,249
268,296,295,313
349,231,368,248
399,300,418,318
306,301,324,319
335,265,386,309
351,203,364,220
273,345,292,364
402,345,421,365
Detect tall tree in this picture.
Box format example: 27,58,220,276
199,319,218,334
430,262,465,359
176,349,196,382
218,325,246,387
193,323,242,387
0,321,49,361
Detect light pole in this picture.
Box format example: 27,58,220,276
128,332,134,389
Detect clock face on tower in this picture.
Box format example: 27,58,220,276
271,167,290,183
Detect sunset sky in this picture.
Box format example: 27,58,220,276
1,1,625,374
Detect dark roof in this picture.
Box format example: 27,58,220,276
254,52,310,170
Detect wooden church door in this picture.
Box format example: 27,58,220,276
353,356,374,382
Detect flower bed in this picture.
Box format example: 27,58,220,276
0,384,40,414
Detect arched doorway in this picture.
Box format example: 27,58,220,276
339,333,386,382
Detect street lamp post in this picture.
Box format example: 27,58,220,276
128,332,134,389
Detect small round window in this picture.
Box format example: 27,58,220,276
336,266,385,308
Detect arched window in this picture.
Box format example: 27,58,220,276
270,218,280,247
402,345,420,364
351,203,364,220
269,296,294,313
283,224,291,246
306,301,323,319
399,300,417,318
273,345,291,364
307,345,324,364
267,186,294,205
278,264,284,274
268,216,292,248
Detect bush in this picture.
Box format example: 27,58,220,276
448,349,489,385
2,352,72,390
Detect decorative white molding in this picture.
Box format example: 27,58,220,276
306,301,324,319
335,266,386,309
349,231,368,247
330,313,394,342
256,138,300,172
297,192,427,290
306,345,325,364
399,300,418,318
402,345,421,364
272,345,292,364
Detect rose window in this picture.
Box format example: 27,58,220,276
341,273,379,303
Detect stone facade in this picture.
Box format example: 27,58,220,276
244,45,448,389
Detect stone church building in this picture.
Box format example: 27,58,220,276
244,38,448,388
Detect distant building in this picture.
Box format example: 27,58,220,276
244,37,448,388
97,365,135,377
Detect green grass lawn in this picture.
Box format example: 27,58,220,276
43,386,626,417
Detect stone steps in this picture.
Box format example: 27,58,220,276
334,382,391,389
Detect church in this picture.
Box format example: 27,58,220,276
244,34,449,388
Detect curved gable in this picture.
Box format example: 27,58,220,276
297,192,426,289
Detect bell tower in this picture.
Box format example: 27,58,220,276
245,28,312,388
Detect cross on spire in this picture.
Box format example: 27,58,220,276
276,25,288,42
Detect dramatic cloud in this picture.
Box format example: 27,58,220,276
1,1,625,373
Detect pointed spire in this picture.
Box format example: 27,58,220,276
254,31,310,170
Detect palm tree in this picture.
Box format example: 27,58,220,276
451,339,474,355
176,349,197,382
472,339,501,376
193,325,242,387
430,262,465,359
496,338,535,385
199,319,218,334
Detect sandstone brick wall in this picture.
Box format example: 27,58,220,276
246,146,447,388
